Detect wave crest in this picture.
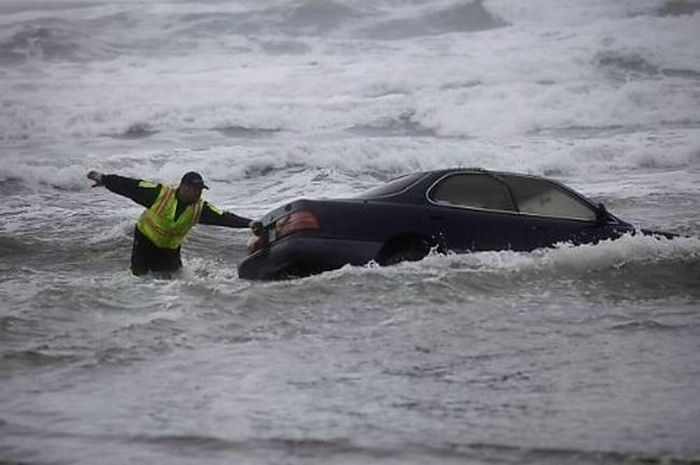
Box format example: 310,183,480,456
312,234,700,300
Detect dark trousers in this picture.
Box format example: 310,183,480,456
130,227,182,276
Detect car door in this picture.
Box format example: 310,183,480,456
501,175,601,250
426,173,529,252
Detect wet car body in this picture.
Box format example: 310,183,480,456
238,168,640,280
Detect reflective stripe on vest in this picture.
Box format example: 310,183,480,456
136,185,203,249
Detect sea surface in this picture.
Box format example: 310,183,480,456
1,1,699,464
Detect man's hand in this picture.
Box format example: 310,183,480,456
87,170,104,187
247,221,264,253
250,221,263,236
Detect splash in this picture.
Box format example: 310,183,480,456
299,233,700,299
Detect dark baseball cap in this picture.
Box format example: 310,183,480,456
180,171,208,189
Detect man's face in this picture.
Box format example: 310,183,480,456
178,183,203,205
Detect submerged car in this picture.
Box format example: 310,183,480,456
238,168,651,280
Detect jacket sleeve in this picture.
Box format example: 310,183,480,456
199,202,252,228
102,174,162,208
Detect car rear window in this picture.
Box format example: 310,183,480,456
505,176,596,221
429,174,516,211
357,173,425,198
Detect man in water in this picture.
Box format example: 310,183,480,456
87,170,254,276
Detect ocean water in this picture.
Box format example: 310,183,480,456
1,1,699,464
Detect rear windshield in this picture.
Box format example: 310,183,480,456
356,173,425,198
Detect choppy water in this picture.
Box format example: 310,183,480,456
1,1,700,464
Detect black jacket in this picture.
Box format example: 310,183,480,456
102,174,252,227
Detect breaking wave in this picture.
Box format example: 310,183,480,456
359,1,508,40
2,127,699,204
307,234,700,300
595,51,700,81
0,0,508,66
657,0,700,16
1,1,698,143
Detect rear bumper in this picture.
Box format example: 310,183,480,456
237,234,383,280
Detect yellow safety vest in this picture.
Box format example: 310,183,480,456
136,185,204,249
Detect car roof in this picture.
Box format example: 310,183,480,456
425,167,552,181
417,168,555,184
407,168,592,200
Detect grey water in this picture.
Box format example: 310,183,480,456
1,1,700,464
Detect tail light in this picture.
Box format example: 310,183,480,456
275,210,319,239
246,211,319,255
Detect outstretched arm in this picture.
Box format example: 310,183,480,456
199,202,253,228
87,170,161,208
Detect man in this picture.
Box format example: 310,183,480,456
87,170,254,276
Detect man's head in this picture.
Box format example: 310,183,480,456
177,171,208,204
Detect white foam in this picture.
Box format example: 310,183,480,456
308,233,700,284
536,233,700,272
0,159,89,190
1,0,698,143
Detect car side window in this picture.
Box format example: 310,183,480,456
429,174,516,211
506,176,596,221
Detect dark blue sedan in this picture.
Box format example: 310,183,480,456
238,168,653,280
